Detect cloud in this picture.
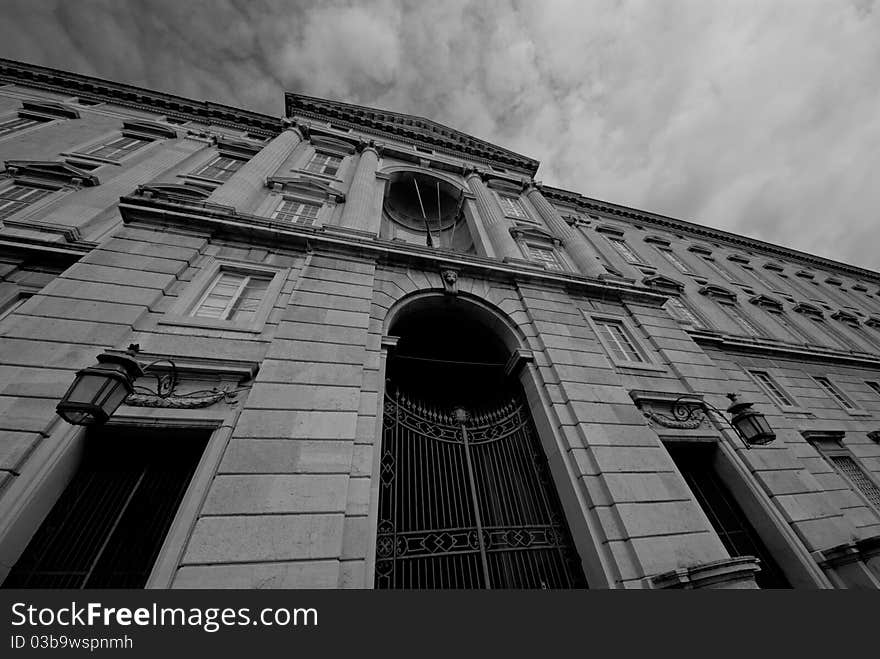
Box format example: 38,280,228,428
1,0,879,268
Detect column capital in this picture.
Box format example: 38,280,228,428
281,117,309,139
356,140,382,157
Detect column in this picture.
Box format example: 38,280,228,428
465,170,521,260
338,144,381,233
525,184,606,277
208,124,304,211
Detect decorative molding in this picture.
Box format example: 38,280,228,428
866,430,880,443
800,429,846,443
509,225,562,246
439,267,459,295
4,160,99,187
643,234,671,246
793,301,824,318
594,223,625,237
0,57,280,137
122,119,177,140
749,294,784,312
796,269,815,280
126,389,236,409
726,253,750,264
698,283,738,303
286,93,538,175
650,556,760,589
629,390,710,430
504,349,535,377
687,244,712,256
763,262,784,272
265,175,345,203
20,100,80,120
831,309,860,325
641,274,685,294
216,136,262,158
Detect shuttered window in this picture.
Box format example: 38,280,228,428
305,152,341,176
192,155,245,181
272,199,320,225
192,271,272,324
595,319,644,363
498,194,529,219
84,135,150,160
0,184,52,220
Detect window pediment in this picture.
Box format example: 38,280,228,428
795,270,815,280
641,274,685,294
727,253,750,264
485,177,524,195
687,244,712,256
831,309,860,325
698,283,737,303
749,294,783,312
122,120,177,140
310,135,357,156
215,137,261,158
267,176,345,203
763,262,784,272
866,316,880,329
4,160,98,187
793,301,824,318
825,276,843,286
852,283,869,292
20,100,80,120
594,223,625,237
142,183,211,199
643,234,671,246
509,225,561,246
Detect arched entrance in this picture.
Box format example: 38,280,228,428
376,295,587,589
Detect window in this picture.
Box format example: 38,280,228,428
2,427,208,588
700,255,736,283
305,152,342,176
808,315,859,351
656,247,693,274
497,194,529,220
721,304,764,337
0,293,33,322
767,311,813,344
271,198,321,225
813,376,857,411
665,297,705,329
866,381,880,398
524,244,563,271
593,318,645,363
750,370,796,408
812,440,880,514
0,184,53,220
192,155,245,181
0,115,40,138
192,271,273,324
83,135,150,160
743,265,777,290
666,444,790,589
607,237,646,265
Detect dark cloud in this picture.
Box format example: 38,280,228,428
2,0,879,269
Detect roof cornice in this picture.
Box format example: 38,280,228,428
543,186,880,284
285,93,539,177
0,58,281,137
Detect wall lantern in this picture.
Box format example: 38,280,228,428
673,393,776,449
55,350,143,426
56,344,181,426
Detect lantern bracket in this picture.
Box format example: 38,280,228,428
670,394,773,450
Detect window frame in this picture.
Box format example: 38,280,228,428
0,182,57,221
812,375,867,415
522,241,565,272
606,236,647,266
304,151,343,177
585,312,665,371
810,437,880,518
655,245,694,275
162,260,286,333
190,153,246,182
664,295,708,330
270,196,323,226
747,369,803,412
496,192,531,221
717,301,766,338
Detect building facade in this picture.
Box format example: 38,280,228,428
0,58,879,589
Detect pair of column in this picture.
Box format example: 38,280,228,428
466,170,605,277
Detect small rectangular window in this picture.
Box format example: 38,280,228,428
866,381,880,398
305,152,342,176
192,271,273,324
192,155,245,181
701,255,736,283
0,115,41,138
497,194,529,220
594,318,645,363
813,376,857,411
272,198,321,225
665,297,705,328
750,370,795,408
812,440,880,513
0,184,53,220
722,304,764,337
656,247,693,274
767,310,813,344
524,244,563,271
84,135,150,160
607,237,646,265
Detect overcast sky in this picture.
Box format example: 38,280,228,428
1,0,879,269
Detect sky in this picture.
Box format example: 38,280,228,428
1,0,879,270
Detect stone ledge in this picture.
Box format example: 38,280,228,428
648,556,760,589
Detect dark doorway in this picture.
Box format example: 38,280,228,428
667,443,790,589
376,299,587,589
3,427,208,589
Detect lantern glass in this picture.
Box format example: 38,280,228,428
732,409,775,445
56,353,141,426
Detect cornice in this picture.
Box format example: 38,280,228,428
286,93,539,176
117,193,668,306
0,58,281,137
542,186,880,284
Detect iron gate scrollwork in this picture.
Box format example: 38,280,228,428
376,390,587,589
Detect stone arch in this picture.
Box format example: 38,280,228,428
368,282,616,589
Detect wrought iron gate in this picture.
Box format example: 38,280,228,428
376,390,587,589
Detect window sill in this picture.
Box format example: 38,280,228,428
61,151,122,166
613,360,667,373
159,315,264,334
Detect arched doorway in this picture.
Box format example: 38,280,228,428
376,295,587,589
